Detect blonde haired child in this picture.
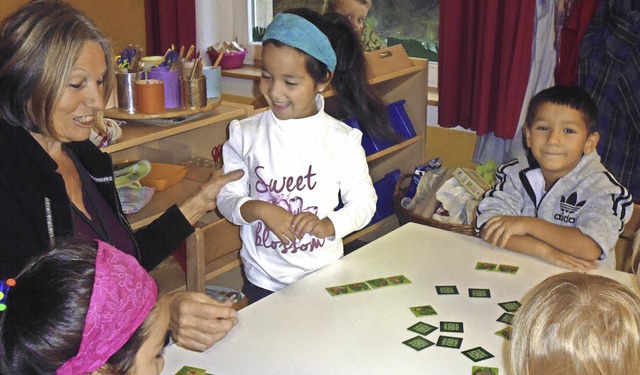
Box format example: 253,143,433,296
510,272,640,375
323,0,371,35
0,240,167,374
323,0,385,51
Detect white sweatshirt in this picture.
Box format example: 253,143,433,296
217,95,377,291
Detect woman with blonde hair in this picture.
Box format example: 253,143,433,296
511,272,640,375
0,0,242,351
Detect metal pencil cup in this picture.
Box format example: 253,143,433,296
115,72,141,113
180,77,207,109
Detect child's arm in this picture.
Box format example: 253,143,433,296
239,200,296,245
291,212,335,239
322,130,377,239
482,215,602,260
481,224,597,271
475,160,527,232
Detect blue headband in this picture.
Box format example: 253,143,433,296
263,13,337,72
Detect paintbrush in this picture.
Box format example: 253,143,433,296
185,45,195,61
190,57,202,80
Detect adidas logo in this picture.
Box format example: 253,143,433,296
554,192,586,224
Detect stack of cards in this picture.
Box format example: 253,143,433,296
174,365,214,375
475,262,520,275
325,275,411,296
472,366,499,375
204,285,244,304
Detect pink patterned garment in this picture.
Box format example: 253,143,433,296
56,241,158,374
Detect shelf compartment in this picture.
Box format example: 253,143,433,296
103,103,247,153
366,136,421,163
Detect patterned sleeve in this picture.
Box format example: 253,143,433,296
475,160,525,232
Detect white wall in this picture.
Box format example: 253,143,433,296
195,0,250,65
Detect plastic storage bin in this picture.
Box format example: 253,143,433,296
140,162,188,191
369,168,401,225
343,99,416,156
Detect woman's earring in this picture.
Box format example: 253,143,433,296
318,87,324,93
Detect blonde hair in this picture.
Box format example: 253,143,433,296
323,0,372,13
633,229,640,274
510,272,640,375
0,0,114,140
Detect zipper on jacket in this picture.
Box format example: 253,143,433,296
44,197,55,246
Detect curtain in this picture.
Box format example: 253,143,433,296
438,1,536,140
555,0,600,85
145,0,196,56
505,0,560,162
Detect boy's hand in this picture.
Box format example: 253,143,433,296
482,216,530,248
539,245,598,272
291,213,335,239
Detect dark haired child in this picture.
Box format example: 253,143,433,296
0,240,167,374
476,86,633,271
217,9,381,303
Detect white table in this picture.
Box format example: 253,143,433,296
161,223,637,375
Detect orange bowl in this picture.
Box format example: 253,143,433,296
140,162,188,191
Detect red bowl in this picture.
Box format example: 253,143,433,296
206,49,247,69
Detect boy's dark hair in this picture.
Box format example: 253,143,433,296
267,7,401,142
525,85,598,132
0,240,147,374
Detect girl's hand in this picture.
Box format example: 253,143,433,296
259,204,297,245
291,213,335,239
482,216,530,248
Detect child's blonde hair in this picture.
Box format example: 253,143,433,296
510,272,640,375
323,0,372,13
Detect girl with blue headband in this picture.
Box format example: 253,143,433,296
218,8,384,303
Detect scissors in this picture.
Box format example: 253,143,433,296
211,144,223,168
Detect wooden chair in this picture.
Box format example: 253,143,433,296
616,203,640,273
185,219,243,292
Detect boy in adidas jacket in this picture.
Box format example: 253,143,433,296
476,86,633,270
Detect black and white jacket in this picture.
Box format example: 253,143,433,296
475,152,633,269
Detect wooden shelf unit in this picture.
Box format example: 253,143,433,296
113,60,428,293
105,102,252,230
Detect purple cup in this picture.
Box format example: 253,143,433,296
147,66,180,109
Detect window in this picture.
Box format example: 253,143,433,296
249,0,439,62
243,0,438,88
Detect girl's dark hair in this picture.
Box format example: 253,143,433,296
0,240,149,374
272,8,401,142
0,0,113,139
